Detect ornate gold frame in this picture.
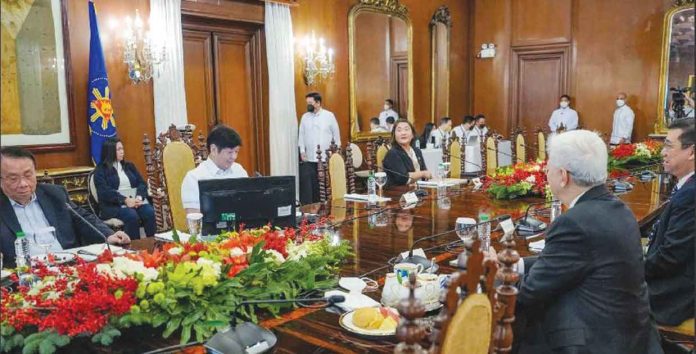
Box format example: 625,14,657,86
348,0,414,142
430,5,451,123
655,2,695,134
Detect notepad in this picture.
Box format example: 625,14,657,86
343,194,391,202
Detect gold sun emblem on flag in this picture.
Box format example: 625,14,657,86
90,87,116,130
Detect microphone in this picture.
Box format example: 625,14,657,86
206,295,345,353
516,200,551,237
64,202,112,252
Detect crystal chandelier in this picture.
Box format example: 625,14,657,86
123,9,166,84
299,32,335,86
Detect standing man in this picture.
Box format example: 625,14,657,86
610,92,635,145
428,117,452,148
298,92,341,204
472,114,489,137
548,94,579,133
645,118,694,328
452,115,476,143
378,99,399,128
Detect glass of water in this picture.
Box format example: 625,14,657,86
374,172,387,198
442,162,451,179
186,213,203,240
455,217,477,242
32,227,58,257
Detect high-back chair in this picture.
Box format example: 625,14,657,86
318,143,357,202
536,128,547,161
512,128,526,164
449,138,462,179
86,171,124,231
483,134,498,176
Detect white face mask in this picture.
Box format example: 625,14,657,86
616,99,625,107
560,101,569,108
384,104,390,111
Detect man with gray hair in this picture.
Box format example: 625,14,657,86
512,130,662,353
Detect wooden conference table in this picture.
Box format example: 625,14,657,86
73,178,670,353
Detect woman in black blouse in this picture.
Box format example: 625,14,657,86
382,119,432,186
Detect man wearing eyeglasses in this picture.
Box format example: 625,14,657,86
0,146,130,267
645,118,695,328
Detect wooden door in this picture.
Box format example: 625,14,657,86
182,30,215,139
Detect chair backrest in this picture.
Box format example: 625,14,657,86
350,143,363,169
515,130,526,164
318,144,357,202
328,153,347,201
163,142,196,232
439,293,492,354
376,145,389,170
449,139,462,179
87,171,100,216
485,136,498,176
536,129,547,161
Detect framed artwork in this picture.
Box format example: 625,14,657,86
1,0,75,151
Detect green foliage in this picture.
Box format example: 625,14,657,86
12,331,70,354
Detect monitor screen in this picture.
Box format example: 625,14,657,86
199,176,296,235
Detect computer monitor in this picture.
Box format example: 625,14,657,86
199,176,296,236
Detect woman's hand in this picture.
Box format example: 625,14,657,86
124,197,138,208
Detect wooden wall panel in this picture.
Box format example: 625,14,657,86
512,0,572,46
182,30,215,138
355,12,390,127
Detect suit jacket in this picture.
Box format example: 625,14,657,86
516,185,662,354
382,144,427,186
645,175,695,326
0,184,113,267
93,161,148,219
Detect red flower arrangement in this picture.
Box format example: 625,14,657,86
484,160,549,200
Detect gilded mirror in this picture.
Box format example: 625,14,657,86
349,0,413,142
430,6,451,123
655,2,695,134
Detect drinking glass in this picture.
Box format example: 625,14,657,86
550,200,562,223
374,172,387,198
455,217,477,242
32,227,59,258
442,162,451,179
186,213,203,240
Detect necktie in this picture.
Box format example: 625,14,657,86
647,184,679,245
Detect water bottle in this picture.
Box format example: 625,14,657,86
477,213,491,251
14,232,30,268
367,171,377,204
550,200,562,223
437,163,445,182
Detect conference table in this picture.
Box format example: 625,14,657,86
69,177,669,353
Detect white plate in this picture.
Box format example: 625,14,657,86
381,299,442,313
338,307,398,338
31,252,76,265
339,277,367,293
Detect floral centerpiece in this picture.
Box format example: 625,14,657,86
484,160,550,200
1,221,351,353
608,140,662,171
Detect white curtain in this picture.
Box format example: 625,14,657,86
151,0,188,134
265,3,299,183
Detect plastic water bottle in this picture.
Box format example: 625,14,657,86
367,171,377,204
550,200,562,223
437,163,446,182
477,213,491,251
14,232,30,268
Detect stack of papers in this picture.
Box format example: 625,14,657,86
155,230,192,243
65,244,130,261
528,239,545,253
344,194,391,202
416,178,468,188
324,289,380,312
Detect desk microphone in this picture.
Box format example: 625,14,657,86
205,295,345,354
64,202,112,252
516,200,551,237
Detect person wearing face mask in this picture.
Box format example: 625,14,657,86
609,92,635,145
548,94,579,133
382,119,432,186
378,99,399,127
452,115,476,143
428,117,453,148
472,114,489,137
298,92,341,204
182,125,248,215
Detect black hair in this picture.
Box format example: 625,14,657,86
390,119,417,147
100,137,122,166
420,122,435,149
0,146,36,167
370,117,380,125
439,117,452,126
207,125,242,152
305,92,322,104
463,115,475,125
560,94,571,101
475,114,486,121
669,118,695,148
385,99,394,106
386,116,395,124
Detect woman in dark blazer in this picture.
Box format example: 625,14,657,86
382,119,433,186
93,137,155,239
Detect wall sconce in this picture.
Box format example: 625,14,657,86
122,9,167,84
477,43,496,59
297,32,335,86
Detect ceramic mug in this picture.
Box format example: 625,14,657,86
394,263,424,284
416,273,449,304
382,272,425,306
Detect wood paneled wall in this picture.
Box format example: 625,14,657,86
291,0,472,144
472,0,673,141
32,0,155,174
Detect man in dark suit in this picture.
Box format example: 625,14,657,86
1,147,130,267
509,130,662,354
645,118,694,326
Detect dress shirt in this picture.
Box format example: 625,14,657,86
676,171,695,190
114,162,132,191
610,105,635,144
298,108,341,162
428,128,450,148
548,107,579,132
181,159,249,210
10,194,63,255
378,109,399,127
452,125,473,142
371,126,389,133
472,126,488,138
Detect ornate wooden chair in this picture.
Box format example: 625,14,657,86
143,124,206,232
448,137,462,179
317,141,357,202
86,171,125,231
394,236,521,354
482,133,499,176
658,319,695,351
511,128,526,164
536,128,547,161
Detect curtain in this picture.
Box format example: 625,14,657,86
151,0,188,134
265,3,299,185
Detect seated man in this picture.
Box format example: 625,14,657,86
181,125,248,215
645,117,694,327
509,130,661,354
369,117,388,133
0,147,130,267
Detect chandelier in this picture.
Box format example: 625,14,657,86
123,9,166,84
298,32,335,86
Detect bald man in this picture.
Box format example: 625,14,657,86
610,92,635,145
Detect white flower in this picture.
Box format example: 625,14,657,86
196,257,222,277
167,247,183,255
230,247,245,257
264,249,286,264
525,175,536,184
111,257,159,281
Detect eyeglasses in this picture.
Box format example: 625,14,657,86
0,172,35,185
662,142,694,152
